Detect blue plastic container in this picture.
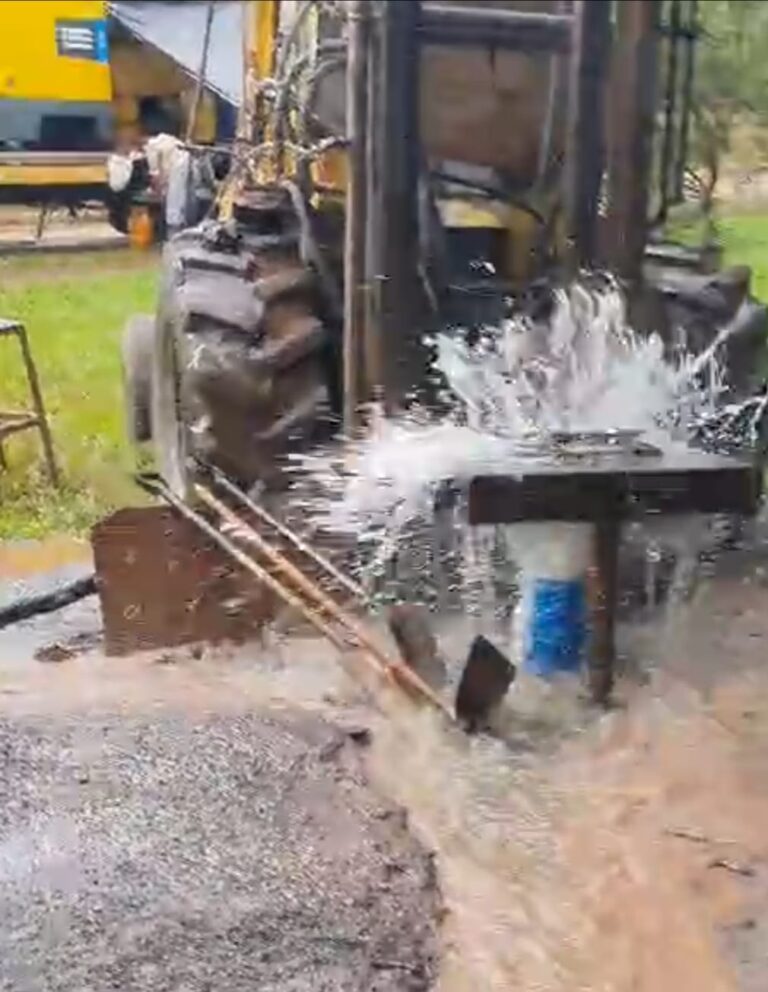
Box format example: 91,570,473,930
524,577,587,677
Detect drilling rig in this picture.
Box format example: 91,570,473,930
101,0,766,703
120,0,766,498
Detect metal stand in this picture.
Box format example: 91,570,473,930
0,319,59,486
589,519,620,705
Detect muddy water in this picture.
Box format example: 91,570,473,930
2,544,768,990
368,591,768,992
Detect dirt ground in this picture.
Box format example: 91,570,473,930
0,205,126,253
3,534,768,991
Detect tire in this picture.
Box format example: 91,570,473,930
121,314,155,444
151,228,338,497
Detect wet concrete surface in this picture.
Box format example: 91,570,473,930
0,708,439,992
0,541,440,992
0,560,101,667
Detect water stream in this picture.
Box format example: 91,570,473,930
287,278,768,990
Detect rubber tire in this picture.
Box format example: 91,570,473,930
121,313,155,444
151,230,338,496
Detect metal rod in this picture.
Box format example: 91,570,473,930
604,0,661,282
589,519,620,705
372,0,425,411
185,0,216,143
209,466,367,602
136,476,357,656
420,4,571,52
564,0,612,271
674,0,698,203
17,324,59,486
195,484,450,713
658,0,682,222
343,0,370,433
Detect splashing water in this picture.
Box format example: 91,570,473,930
294,277,751,607
285,278,768,991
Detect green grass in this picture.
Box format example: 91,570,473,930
665,210,768,302
0,250,158,539
719,215,768,301
3,217,768,540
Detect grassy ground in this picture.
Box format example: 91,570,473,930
0,250,157,539
2,216,768,540
719,214,768,300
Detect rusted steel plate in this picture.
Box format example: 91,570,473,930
92,506,275,656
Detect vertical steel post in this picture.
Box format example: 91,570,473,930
564,0,612,271
658,0,682,222
343,1,371,433
589,518,620,704
368,0,424,412
674,0,698,203
604,0,661,282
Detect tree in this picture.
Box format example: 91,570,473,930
694,0,768,204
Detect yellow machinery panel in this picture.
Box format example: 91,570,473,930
0,1,112,103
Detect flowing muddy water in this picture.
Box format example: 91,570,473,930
2,549,768,989
4,281,768,988
288,278,768,989
4,578,768,991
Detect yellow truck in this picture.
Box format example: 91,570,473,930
0,0,235,215
0,0,113,204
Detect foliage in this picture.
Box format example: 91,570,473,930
694,0,768,195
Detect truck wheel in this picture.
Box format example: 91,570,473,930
121,314,155,444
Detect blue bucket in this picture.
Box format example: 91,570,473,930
524,577,587,677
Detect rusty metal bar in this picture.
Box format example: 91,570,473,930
420,4,572,52
195,483,451,713
208,465,367,602
564,0,612,270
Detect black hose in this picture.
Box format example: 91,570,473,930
0,575,97,631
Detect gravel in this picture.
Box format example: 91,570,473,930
0,710,440,992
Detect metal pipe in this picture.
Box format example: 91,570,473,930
371,0,424,411
604,0,661,282
674,0,698,203
195,484,450,713
209,465,366,601
343,0,370,433
420,4,571,52
658,0,682,222
185,0,215,143
564,0,612,271
589,519,620,705
0,575,96,631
